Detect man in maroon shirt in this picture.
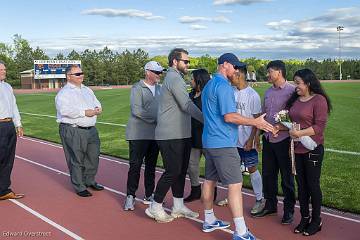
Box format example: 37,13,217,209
253,60,296,225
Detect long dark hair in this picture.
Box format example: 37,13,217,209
286,68,332,114
192,68,211,92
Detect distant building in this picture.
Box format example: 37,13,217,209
20,60,81,89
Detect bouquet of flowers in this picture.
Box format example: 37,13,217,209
274,110,317,150
274,110,318,175
274,110,291,124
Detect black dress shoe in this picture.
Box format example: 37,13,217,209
252,208,277,218
282,212,294,224
88,183,104,191
77,190,92,197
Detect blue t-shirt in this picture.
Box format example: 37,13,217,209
202,73,238,148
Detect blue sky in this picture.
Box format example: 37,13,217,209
1,0,360,59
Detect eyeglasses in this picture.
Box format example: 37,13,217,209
149,70,163,75
69,72,84,77
177,59,190,65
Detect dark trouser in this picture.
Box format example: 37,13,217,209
262,136,295,214
153,138,192,203
0,122,17,196
59,124,100,193
126,140,159,198
295,145,324,220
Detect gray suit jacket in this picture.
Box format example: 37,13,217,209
155,67,203,140
126,80,160,140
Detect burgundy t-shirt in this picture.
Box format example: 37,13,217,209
289,94,329,153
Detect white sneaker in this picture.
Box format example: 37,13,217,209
145,206,174,223
171,205,199,218
124,195,135,211
143,194,154,205
216,198,228,207
250,198,266,215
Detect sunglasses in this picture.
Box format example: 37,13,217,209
177,59,190,64
69,72,84,76
149,70,163,75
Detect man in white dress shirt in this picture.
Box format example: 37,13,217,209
0,60,25,200
55,65,104,197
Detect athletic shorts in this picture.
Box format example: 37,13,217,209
238,148,259,168
203,147,242,185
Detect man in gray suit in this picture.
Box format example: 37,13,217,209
124,61,164,211
145,48,203,223
56,65,104,197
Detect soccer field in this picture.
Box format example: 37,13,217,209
15,82,360,213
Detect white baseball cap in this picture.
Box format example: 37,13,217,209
144,61,165,72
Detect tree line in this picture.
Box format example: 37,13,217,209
1,35,359,87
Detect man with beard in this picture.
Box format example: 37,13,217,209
201,53,274,240
145,48,203,223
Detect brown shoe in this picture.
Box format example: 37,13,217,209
0,192,25,200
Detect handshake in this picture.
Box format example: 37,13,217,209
85,107,102,117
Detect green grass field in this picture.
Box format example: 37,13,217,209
15,82,360,213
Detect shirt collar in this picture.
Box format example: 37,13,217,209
142,80,155,88
272,80,288,89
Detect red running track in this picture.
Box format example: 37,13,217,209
0,136,359,240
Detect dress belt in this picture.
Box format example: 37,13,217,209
61,123,93,130
0,118,12,123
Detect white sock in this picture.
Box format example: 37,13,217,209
173,197,184,210
204,209,217,224
151,201,163,211
234,216,247,236
250,170,263,201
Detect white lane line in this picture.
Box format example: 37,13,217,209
15,155,234,236
20,114,360,155
326,148,360,156
19,137,360,223
19,112,126,127
9,199,84,240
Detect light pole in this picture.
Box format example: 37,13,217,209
337,25,344,80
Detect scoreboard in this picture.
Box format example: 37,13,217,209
34,60,81,79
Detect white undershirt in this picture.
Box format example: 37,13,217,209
143,81,156,96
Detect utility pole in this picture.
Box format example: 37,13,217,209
337,26,344,80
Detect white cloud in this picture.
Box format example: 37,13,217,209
190,24,208,30
81,8,165,20
265,6,360,55
216,10,233,13
179,15,231,24
266,20,294,31
213,0,272,6
30,34,328,54
179,16,210,23
29,5,360,60
213,16,231,23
